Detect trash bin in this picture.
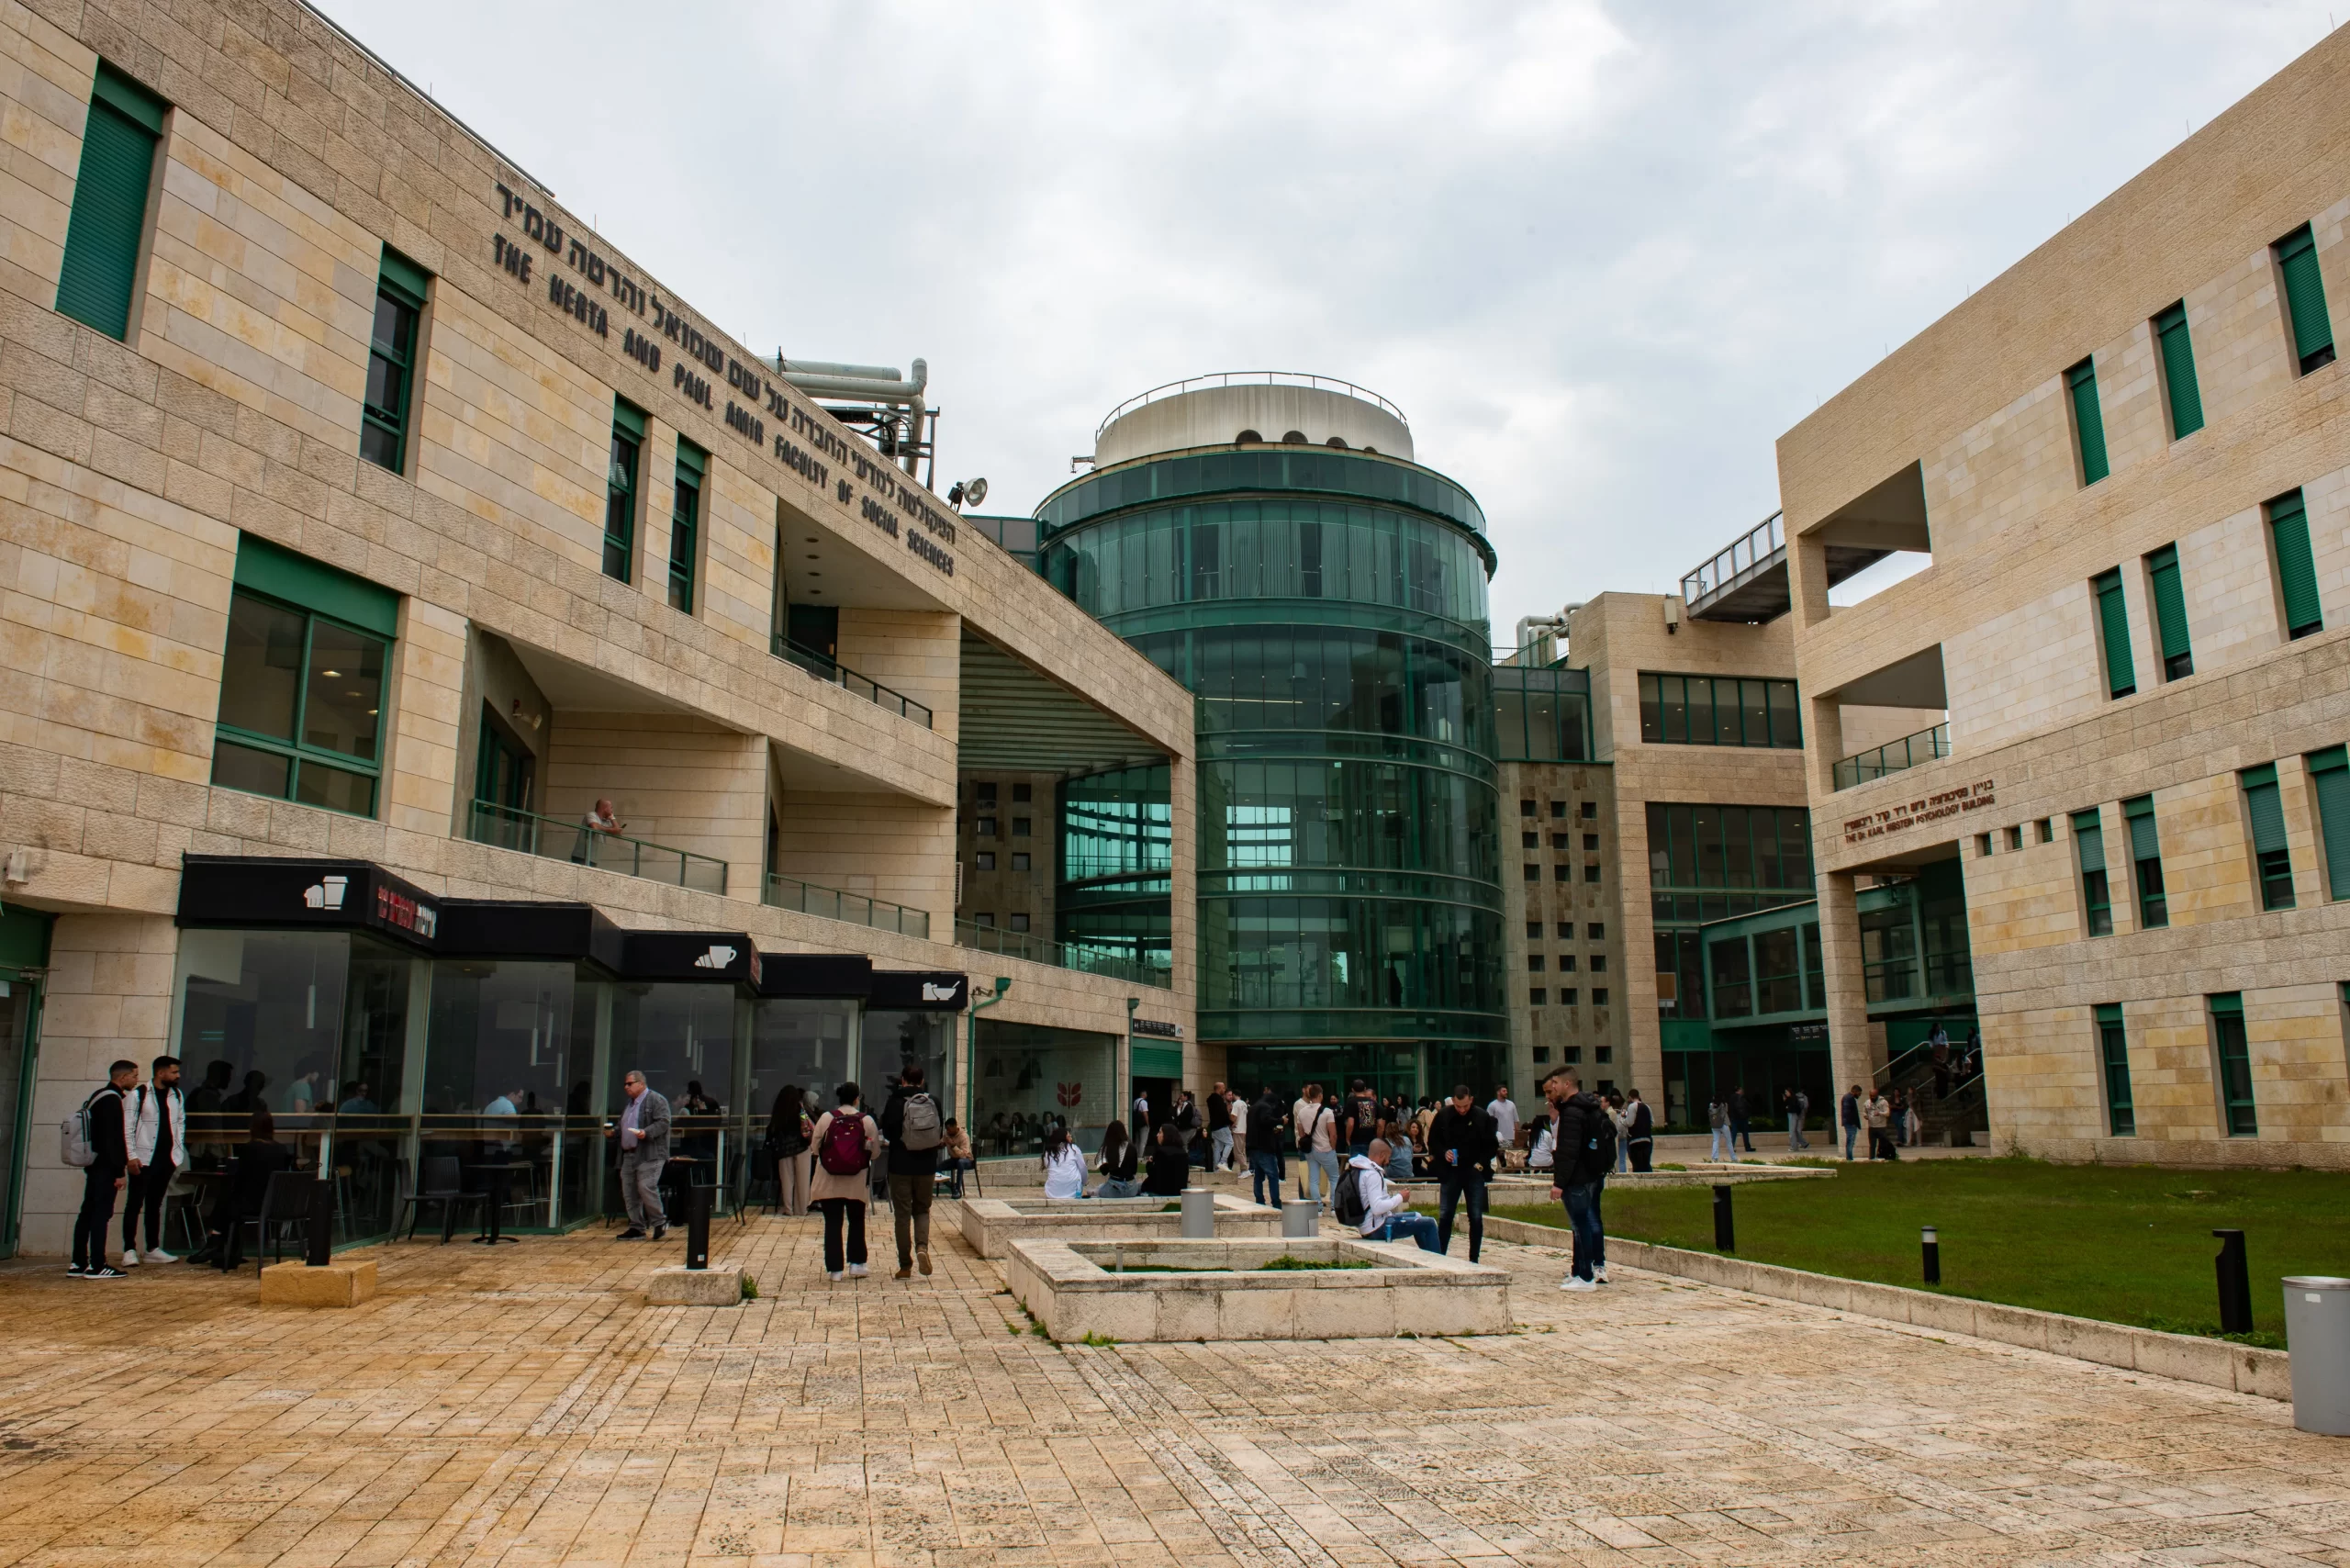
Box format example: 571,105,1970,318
1281,1198,1319,1239
2283,1275,2350,1436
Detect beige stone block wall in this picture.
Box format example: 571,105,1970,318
0,5,85,310
772,786,954,926
1962,823,2079,959
383,597,463,836
1944,577,2103,752
835,607,958,743
541,712,765,897
2186,249,2298,430
1921,376,2076,556
2178,504,2282,674
2093,319,2166,481
2154,771,2260,927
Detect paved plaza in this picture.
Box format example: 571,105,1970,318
0,1211,2340,1567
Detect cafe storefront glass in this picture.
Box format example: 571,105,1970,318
609,980,744,1212
971,1019,1116,1158
422,958,606,1232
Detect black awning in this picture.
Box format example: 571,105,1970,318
756,953,873,999
437,900,627,972
620,929,758,986
869,970,968,1011
177,855,443,950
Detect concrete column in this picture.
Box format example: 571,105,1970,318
1815,871,1880,1100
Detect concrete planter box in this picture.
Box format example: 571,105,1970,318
1488,1163,1831,1196
957,1193,1280,1260
646,1263,748,1305
1006,1237,1510,1342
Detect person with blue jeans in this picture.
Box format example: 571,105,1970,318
1296,1086,1341,1211
1244,1088,1285,1207
1544,1068,1609,1292
1840,1085,1863,1161
1427,1085,1498,1261
1349,1142,1440,1251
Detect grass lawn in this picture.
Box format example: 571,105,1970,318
1477,1157,2350,1344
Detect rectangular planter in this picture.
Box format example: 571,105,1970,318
957,1193,1280,1260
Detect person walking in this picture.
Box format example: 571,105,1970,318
1623,1090,1655,1173
1206,1081,1235,1172
1133,1087,1152,1143
1485,1086,1519,1154
1930,1027,1953,1099
1728,1084,1753,1154
1785,1087,1812,1151
1297,1086,1341,1211
811,1082,879,1281
1427,1084,1498,1261
71,1060,138,1277
878,1064,944,1279
1707,1095,1734,1162
1173,1089,1204,1169
122,1054,186,1265
768,1083,813,1215
1245,1088,1286,1207
608,1070,671,1240
1608,1092,1632,1175
1544,1069,1612,1291
1840,1084,1863,1161
1866,1087,1896,1160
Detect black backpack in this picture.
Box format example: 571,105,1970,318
1333,1162,1372,1227
1629,1102,1652,1139
1583,1105,1617,1174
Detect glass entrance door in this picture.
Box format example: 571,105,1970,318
0,979,38,1258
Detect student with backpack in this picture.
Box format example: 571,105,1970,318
810,1082,880,1282
1624,1090,1655,1173
66,1060,139,1277
878,1064,944,1279
122,1054,186,1265
1543,1068,1612,1292
1339,1138,1441,1251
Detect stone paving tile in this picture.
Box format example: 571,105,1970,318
0,1214,2340,1566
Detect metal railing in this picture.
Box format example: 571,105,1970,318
1832,722,1950,790
954,917,1172,989
1096,371,1408,440
775,638,932,728
764,873,931,939
468,801,727,893
1680,510,1786,609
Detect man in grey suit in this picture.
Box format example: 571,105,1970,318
609,1070,670,1240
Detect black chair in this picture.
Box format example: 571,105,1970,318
397,1155,483,1242
250,1170,318,1271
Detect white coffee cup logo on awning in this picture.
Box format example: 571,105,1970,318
303,875,349,911
693,944,737,969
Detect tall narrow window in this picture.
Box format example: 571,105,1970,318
2275,223,2335,375
2145,544,2192,679
2241,763,2294,910
2066,357,2109,485
2151,300,2204,439
604,398,644,582
2122,794,2165,929
2208,993,2257,1137
2307,745,2350,901
668,438,706,613
2072,807,2111,937
2092,568,2134,698
2095,1003,2134,1137
55,64,167,341
2266,488,2322,639
360,249,431,474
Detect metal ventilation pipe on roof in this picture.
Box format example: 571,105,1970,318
777,356,929,475
1514,604,1579,665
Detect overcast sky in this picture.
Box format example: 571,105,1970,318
319,1,2340,641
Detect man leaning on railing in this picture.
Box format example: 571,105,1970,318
574,798,624,868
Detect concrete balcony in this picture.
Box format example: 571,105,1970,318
466,801,728,893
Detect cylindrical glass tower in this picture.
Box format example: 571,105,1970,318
1037,376,1506,1100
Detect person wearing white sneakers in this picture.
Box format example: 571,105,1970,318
1542,1068,1613,1292
122,1054,187,1266
809,1081,879,1282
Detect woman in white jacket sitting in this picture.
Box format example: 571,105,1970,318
1041,1125,1088,1199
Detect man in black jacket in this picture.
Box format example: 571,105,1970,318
73,1060,139,1277
1427,1084,1499,1261
1543,1069,1610,1291
1244,1088,1286,1207
878,1064,943,1279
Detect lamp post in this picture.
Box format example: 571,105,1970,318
967,975,1012,1132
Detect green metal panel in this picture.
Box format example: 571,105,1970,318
2092,568,2133,696
2146,544,2191,666
2153,301,2204,438
0,904,50,972
1129,1044,1183,1079
674,437,708,479
90,62,167,132
232,532,399,637
54,95,159,341
2070,809,2105,873
612,397,647,441
2309,745,2350,901
2208,991,2244,1018
2243,769,2288,855
2123,795,2158,863
2277,225,2334,369
2067,358,2109,485
376,246,431,305
2267,490,2322,636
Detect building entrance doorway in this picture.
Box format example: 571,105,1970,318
0,905,51,1258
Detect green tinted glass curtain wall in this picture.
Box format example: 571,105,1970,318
2122,794,2165,928
2308,745,2350,901
2145,544,2192,679
55,64,168,341
2095,1003,2133,1137
2152,301,2204,439
2067,357,2109,485
2072,807,2111,936
1636,673,1801,747
2241,763,2294,910
2266,490,2322,639
2092,569,2134,698
2275,224,2335,375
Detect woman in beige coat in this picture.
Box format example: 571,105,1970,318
810,1081,880,1280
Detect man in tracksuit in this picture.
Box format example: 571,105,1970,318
73,1060,139,1277
1544,1068,1611,1292
123,1054,186,1265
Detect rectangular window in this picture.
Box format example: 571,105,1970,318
1975,832,1993,857
1592,989,1608,1006
1709,935,1751,1018
2209,992,2256,1136
1583,833,1600,851
2092,568,2135,698
974,851,996,870
1559,955,1577,972
1528,955,1545,973
2145,543,2192,679
209,535,398,818
1550,801,1568,819
976,782,997,803
1583,863,1601,884
605,399,644,581
667,439,705,612
2241,763,2294,910
1523,863,1539,882
1008,913,1031,933
2152,300,2204,439
1012,852,1031,872
1590,954,1606,973
1637,672,1801,746
2072,807,2111,936
2123,794,2165,929
1553,865,1570,882
976,816,997,838
1581,801,1596,820
56,64,167,341
359,248,430,475
2275,223,2336,375
1528,989,1546,1007
1587,923,1603,939
972,913,994,928
2066,356,2109,485
1549,833,1568,850
1526,921,1541,938
1522,832,1539,849
1012,817,1031,837
1013,784,1031,802
2006,824,2023,851
2308,745,2350,901
2037,817,2054,844
2266,489,2322,639
2095,1003,2134,1137
1518,799,1534,817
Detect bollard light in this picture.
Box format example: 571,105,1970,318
1921,1224,1941,1285
1712,1184,1735,1252
2212,1228,2253,1334
685,1183,711,1271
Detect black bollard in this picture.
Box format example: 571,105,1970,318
2212,1228,2252,1334
305,1178,333,1266
685,1183,712,1271
1921,1224,1941,1285
1712,1184,1735,1252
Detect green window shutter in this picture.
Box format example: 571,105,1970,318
55,65,169,341
2146,544,2191,677
675,437,708,479
2266,489,2322,637
2309,745,2350,901
2067,358,2109,485
2092,568,2134,697
2152,301,2203,439
612,397,647,441
2071,809,2105,873
2209,991,2244,1020
2243,764,2285,851
2123,795,2157,863
2276,224,2336,373
2095,1002,2133,1137
377,246,431,303
232,532,399,638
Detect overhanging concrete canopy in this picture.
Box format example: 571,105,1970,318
1831,643,1946,709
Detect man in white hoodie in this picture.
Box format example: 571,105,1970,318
122,1054,186,1265
1345,1139,1442,1252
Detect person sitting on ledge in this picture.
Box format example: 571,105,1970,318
1344,1138,1442,1252
1040,1125,1087,1200
938,1118,975,1200
1091,1119,1140,1198
1138,1122,1193,1197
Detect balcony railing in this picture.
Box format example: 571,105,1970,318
775,637,933,728
1680,510,1785,610
764,873,931,939
469,801,728,894
954,917,1172,989
1833,723,1950,790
